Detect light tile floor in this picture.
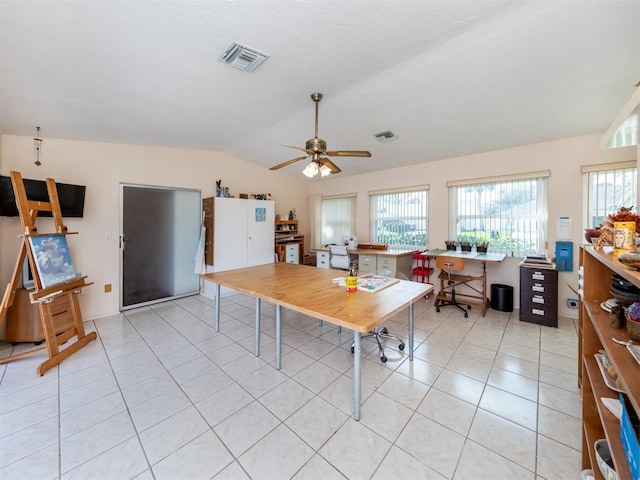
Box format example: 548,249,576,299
0,293,582,479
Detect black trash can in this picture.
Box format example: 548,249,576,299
491,284,513,312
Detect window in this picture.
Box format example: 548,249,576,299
320,195,356,245
448,172,549,257
369,186,428,249
582,161,637,228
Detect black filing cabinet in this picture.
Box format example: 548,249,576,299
519,266,558,327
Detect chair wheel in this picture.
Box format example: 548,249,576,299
380,355,387,363
467,305,472,310
351,345,355,353
436,307,440,312
381,327,388,334
464,312,468,318
399,343,405,350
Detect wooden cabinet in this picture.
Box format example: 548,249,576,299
580,246,639,479
5,288,74,343
275,219,304,264
519,266,558,327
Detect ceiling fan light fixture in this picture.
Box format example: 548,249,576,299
302,161,319,177
319,164,332,177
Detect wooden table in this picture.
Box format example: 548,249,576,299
201,263,432,420
422,249,506,316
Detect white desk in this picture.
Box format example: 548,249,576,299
423,249,506,316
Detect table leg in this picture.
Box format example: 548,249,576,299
353,331,361,421
214,284,221,332
275,305,281,370
481,261,488,316
408,302,414,361
255,298,261,357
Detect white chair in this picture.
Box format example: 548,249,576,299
329,245,353,270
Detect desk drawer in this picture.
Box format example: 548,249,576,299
317,251,329,269
520,268,557,286
286,244,299,264
377,256,397,274
359,254,376,274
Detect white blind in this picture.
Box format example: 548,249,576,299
369,188,428,248
449,176,548,256
321,196,356,245
583,163,637,228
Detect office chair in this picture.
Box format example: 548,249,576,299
435,256,472,318
329,245,355,270
350,271,407,363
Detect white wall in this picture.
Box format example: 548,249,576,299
2,132,636,323
309,133,638,319
0,135,309,321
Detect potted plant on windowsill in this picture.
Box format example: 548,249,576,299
445,241,457,251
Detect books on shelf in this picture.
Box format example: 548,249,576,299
519,255,556,269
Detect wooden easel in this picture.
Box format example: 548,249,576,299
0,171,96,375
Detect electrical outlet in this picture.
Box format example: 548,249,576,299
104,284,112,293
567,298,578,309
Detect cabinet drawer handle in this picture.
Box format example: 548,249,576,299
532,308,545,316
532,273,545,280
532,296,545,304
532,285,545,293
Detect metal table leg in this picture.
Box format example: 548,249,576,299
275,305,281,370
408,302,414,361
214,284,221,332
255,298,261,356
353,331,361,421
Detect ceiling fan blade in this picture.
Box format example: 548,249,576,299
269,155,309,170
325,150,372,157
281,144,313,155
321,158,341,174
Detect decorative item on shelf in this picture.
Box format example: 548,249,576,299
445,240,457,251
475,241,489,253
585,228,601,244
289,208,296,220
614,221,636,256
595,206,640,248
223,187,230,198
215,179,222,197
626,302,640,341
617,250,640,270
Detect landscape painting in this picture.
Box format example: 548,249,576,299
28,235,77,289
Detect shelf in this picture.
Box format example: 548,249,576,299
580,245,639,480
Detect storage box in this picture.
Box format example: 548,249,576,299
620,393,640,480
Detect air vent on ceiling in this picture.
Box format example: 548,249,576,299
220,42,269,72
374,130,398,142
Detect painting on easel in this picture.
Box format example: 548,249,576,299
28,235,77,288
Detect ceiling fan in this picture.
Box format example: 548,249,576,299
270,93,371,177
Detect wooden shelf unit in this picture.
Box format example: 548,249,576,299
275,219,304,263
580,245,639,480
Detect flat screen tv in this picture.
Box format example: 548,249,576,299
0,175,86,218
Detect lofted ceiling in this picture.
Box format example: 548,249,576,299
1,0,639,179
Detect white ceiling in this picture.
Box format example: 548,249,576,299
1,0,639,179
